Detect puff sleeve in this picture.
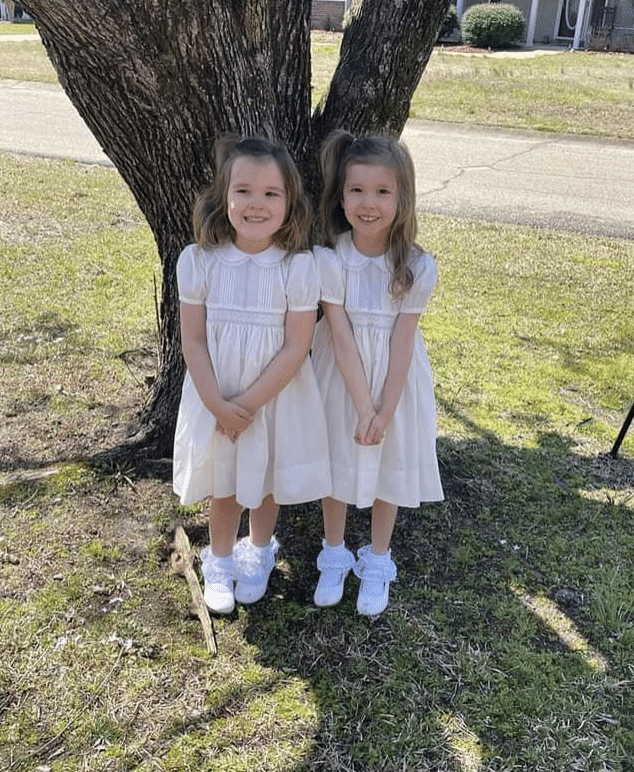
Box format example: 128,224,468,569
314,246,345,305
176,244,207,305
400,251,438,314
285,251,320,311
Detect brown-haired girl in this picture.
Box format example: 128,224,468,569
173,136,331,614
311,130,444,616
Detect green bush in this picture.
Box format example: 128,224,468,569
461,3,525,48
438,4,460,40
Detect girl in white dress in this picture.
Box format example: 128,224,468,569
173,136,331,614
311,131,444,616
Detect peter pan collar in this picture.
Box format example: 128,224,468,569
214,241,286,266
336,232,390,272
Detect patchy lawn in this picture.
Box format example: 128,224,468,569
1,153,633,771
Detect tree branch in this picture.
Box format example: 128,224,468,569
312,0,451,142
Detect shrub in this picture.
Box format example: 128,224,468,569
461,3,525,49
438,4,460,40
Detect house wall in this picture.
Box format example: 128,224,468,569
590,28,634,48
311,1,345,31
314,0,634,49
460,0,633,47
459,0,561,44
610,0,634,38
589,0,634,50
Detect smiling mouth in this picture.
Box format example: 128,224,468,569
358,215,379,223
245,216,267,223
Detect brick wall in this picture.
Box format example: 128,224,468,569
311,1,344,31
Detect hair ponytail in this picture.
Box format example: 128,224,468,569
318,130,355,246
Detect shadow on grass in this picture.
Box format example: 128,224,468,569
2,418,633,771
0,311,79,365
225,428,634,771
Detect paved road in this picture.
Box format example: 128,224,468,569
407,121,634,239
2,77,634,240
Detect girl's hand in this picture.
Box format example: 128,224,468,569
214,399,252,434
354,412,376,445
215,396,255,442
366,412,390,445
216,424,239,443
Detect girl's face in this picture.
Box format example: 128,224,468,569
227,155,287,253
342,163,399,256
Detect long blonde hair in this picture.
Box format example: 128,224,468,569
193,135,312,252
319,130,418,298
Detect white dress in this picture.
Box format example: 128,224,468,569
173,242,332,509
312,232,444,509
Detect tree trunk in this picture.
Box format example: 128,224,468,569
19,0,449,460
314,0,450,137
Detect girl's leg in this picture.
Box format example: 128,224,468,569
207,495,243,556
371,499,398,554
234,495,280,604
322,496,348,546
248,494,279,547
314,497,355,607
201,496,243,614
354,499,398,616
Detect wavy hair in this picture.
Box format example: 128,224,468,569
192,135,312,252
319,129,418,298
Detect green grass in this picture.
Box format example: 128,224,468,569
310,30,341,107
2,29,634,138
0,154,158,464
1,152,633,771
310,33,634,139
414,50,634,138
420,218,634,451
0,20,35,35
0,39,58,82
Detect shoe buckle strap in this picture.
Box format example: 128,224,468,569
354,557,397,582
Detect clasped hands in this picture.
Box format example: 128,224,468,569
214,400,391,446
354,409,389,446
214,396,253,444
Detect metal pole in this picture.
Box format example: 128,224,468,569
610,400,634,458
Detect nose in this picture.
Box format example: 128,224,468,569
247,194,267,209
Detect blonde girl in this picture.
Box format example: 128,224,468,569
174,136,331,614
312,131,443,616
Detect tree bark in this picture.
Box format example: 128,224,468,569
19,0,449,460
314,0,450,138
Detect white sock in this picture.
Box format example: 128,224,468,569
323,540,347,552
211,552,233,563
249,538,272,552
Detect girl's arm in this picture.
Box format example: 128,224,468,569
322,301,376,444
179,302,252,433
230,309,317,414
366,312,420,445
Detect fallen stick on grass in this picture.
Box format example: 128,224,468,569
170,525,218,656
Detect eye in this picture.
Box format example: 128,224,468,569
266,191,281,197
379,188,393,195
